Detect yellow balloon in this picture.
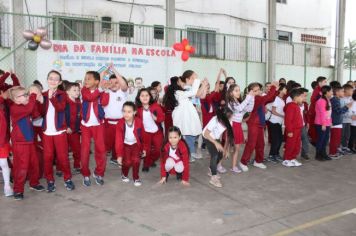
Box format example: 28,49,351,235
33,35,41,43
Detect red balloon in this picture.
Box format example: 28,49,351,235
182,38,189,46
188,46,195,54
173,43,184,51
181,51,190,61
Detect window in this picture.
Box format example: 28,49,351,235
277,30,292,42
301,34,326,44
119,22,134,37
154,25,164,40
277,0,287,4
53,16,94,41
101,16,112,31
187,28,216,57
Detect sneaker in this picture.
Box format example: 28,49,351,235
93,173,104,186
217,164,227,174
209,175,222,188
55,171,63,177
4,186,14,197
207,168,221,179
230,166,242,173
290,159,302,167
142,167,149,172
110,159,118,165
193,153,203,159
121,175,130,183
73,168,81,175
134,179,142,187
83,177,91,187
253,161,267,169
239,162,249,172
64,179,75,191
14,192,24,200
189,157,196,163
275,155,284,162
47,181,56,192
330,154,341,160
337,148,345,155
30,184,45,192
282,160,294,167
267,155,278,164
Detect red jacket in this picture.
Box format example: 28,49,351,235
284,102,304,133
200,92,220,128
10,94,37,144
0,97,10,147
136,102,165,131
308,86,321,124
81,87,109,123
161,140,189,181
65,97,82,133
303,102,309,126
0,72,20,92
40,90,67,132
246,86,277,127
115,117,144,158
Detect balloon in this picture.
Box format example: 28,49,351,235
173,43,184,51
23,30,35,40
28,40,39,51
33,35,41,43
35,27,47,37
39,39,52,50
172,39,195,61
181,51,190,61
182,38,189,46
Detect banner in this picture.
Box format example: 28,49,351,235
36,40,183,88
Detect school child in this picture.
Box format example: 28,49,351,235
159,126,190,186
267,84,287,163
226,84,254,172
9,86,44,200
102,67,128,165
314,85,333,161
340,84,354,153
239,81,278,171
329,86,352,158
40,70,74,192
283,88,304,167
81,71,109,187
300,88,310,160
65,82,82,173
203,107,234,188
151,81,162,103
115,102,144,187
162,76,179,137
349,90,356,152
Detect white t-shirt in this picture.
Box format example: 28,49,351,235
341,96,353,123
169,147,179,161
143,110,159,133
300,104,305,126
202,116,226,140
286,96,292,104
44,100,65,136
269,96,285,124
33,117,43,127
351,102,356,127
104,89,127,124
265,102,273,120
81,103,100,127
124,123,137,144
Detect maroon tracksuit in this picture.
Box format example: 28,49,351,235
0,72,20,92
308,86,321,144
200,92,220,128
284,102,303,160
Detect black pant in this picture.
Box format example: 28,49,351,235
205,138,223,176
269,122,283,156
348,125,356,150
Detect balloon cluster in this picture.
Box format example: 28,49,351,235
23,27,52,51
173,38,195,62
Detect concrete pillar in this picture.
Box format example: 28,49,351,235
267,0,277,82
335,0,346,83
12,0,25,84
166,0,175,47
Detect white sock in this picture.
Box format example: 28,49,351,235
0,159,11,188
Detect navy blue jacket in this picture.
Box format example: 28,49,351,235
331,97,349,126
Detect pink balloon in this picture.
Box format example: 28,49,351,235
35,27,47,37
39,39,52,50
23,30,35,40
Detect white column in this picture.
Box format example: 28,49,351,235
335,0,346,83
166,0,175,47
267,0,277,82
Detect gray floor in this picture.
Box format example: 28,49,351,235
1,147,356,236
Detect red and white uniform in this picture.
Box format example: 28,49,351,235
284,102,304,160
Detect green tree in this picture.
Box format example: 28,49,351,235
344,40,356,68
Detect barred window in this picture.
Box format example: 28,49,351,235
187,28,216,57
53,16,94,41
119,22,134,38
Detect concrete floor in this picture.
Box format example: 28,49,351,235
1,147,356,236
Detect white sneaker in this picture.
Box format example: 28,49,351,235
253,161,267,169
207,168,221,179
134,179,142,187
282,160,294,167
290,159,302,167
239,162,249,172
217,164,227,174
209,176,222,188
193,153,203,159
4,186,13,197
230,166,242,173
121,175,130,183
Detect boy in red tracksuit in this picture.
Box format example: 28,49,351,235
65,82,82,173
9,86,45,200
239,81,278,172
0,69,20,92
40,70,74,192
283,89,304,167
81,71,109,187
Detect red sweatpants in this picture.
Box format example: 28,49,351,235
241,125,265,165
122,143,140,180
284,129,302,160
329,127,342,155
81,124,106,177
12,143,40,193
33,126,44,177
67,132,81,169
143,130,163,168
308,123,318,144
43,133,72,182
164,112,173,137
104,122,117,160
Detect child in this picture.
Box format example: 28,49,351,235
203,107,234,188
349,90,356,152
239,81,278,171
115,102,144,187
102,67,128,165
226,84,254,172
135,88,165,172
329,86,352,158
159,126,190,186
340,84,354,153
81,71,109,186
283,88,304,167
40,70,74,192
9,86,44,200
268,84,287,163
300,88,310,160
314,85,333,161
65,82,82,173
162,76,179,137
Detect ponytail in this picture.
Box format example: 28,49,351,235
216,107,234,146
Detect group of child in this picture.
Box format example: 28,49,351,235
0,66,355,199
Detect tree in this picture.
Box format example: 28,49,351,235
344,40,356,68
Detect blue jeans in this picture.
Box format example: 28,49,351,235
315,125,330,152
183,135,196,156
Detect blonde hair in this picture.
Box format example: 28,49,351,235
8,86,26,101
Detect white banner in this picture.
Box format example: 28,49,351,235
36,40,183,88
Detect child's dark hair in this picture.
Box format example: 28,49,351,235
181,70,195,83
0,69,4,75
47,70,62,81
151,81,161,88
168,126,182,137
216,107,234,146
316,76,327,84
290,88,303,99
332,85,343,95
247,82,260,92
135,88,154,107
58,80,70,91
352,90,356,101
33,80,43,88
299,87,309,93
343,84,353,91
311,81,318,89
279,78,286,84
321,85,331,110
65,82,80,91
226,84,241,105
109,74,116,80
278,83,286,93
162,76,183,110
330,81,341,89
123,101,136,111
221,76,236,101
86,71,100,81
